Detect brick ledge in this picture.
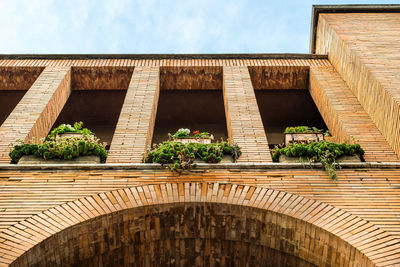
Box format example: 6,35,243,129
0,162,400,170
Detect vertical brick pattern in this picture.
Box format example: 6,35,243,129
107,67,159,163
0,67,71,163
223,66,271,162
315,13,400,159
310,66,398,162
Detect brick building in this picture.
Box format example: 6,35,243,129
0,4,400,267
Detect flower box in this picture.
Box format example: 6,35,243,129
174,136,213,145
59,132,95,140
18,155,101,164
284,133,324,146
278,154,361,163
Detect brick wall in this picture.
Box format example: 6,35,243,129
223,66,272,162
10,202,370,267
315,13,400,158
107,67,159,163
309,66,398,162
0,67,71,163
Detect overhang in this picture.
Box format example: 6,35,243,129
310,4,400,53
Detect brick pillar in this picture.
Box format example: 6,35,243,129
107,67,159,163
0,67,71,163
309,66,398,162
223,66,272,162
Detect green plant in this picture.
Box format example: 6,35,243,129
170,128,212,139
9,135,108,164
284,126,327,134
271,141,364,180
145,140,242,174
171,128,191,138
48,122,93,138
9,122,107,164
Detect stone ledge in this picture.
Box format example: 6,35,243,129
1,161,400,171
18,155,101,165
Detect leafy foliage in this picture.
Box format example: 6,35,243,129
284,126,328,135
9,122,107,164
171,128,211,139
171,128,191,138
271,141,364,180
48,122,93,138
145,140,242,174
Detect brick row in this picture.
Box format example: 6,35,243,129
107,67,159,163
0,67,71,163
223,66,272,162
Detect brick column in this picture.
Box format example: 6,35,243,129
107,67,159,163
0,67,71,163
223,66,272,162
309,66,398,162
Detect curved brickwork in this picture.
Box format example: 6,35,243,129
10,203,351,266
1,183,399,266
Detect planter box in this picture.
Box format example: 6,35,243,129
284,133,324,146
278,154,361,163
174,138,212,144
59,133,94,140
193,155,234,164
18,155,101,164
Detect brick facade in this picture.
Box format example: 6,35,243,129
107,67,159,163
309,66,398,162
315,12,400,159
223,66,272,162
0,67,71,163
1,5,400,266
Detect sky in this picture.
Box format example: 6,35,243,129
0,0,398,54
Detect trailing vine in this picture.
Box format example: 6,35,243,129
145,140,242,174
271,141,364,180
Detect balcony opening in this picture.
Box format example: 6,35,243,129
249,66,327,147
152,67,228,144
50,67,134,148
0,67,44,126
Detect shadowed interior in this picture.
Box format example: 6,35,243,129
0,67,44,127
153,67,227,144
152,90,228,144
0,91,27,126
51,90,127,146
255,90,327,146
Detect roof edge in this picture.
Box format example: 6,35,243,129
310,4,400,54
0,53,327,60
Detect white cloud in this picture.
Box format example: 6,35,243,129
0,0,397,53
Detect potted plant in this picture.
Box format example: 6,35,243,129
271,141,364,180
9,122,107,164
48,121,94,139
169,128,214,144
145,134,241,174
284,126,327,146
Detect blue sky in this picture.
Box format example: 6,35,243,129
0,0,398,54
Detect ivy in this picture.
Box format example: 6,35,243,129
145,140,242,174
271,141,364,180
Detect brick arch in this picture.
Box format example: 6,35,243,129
1,183,399,266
